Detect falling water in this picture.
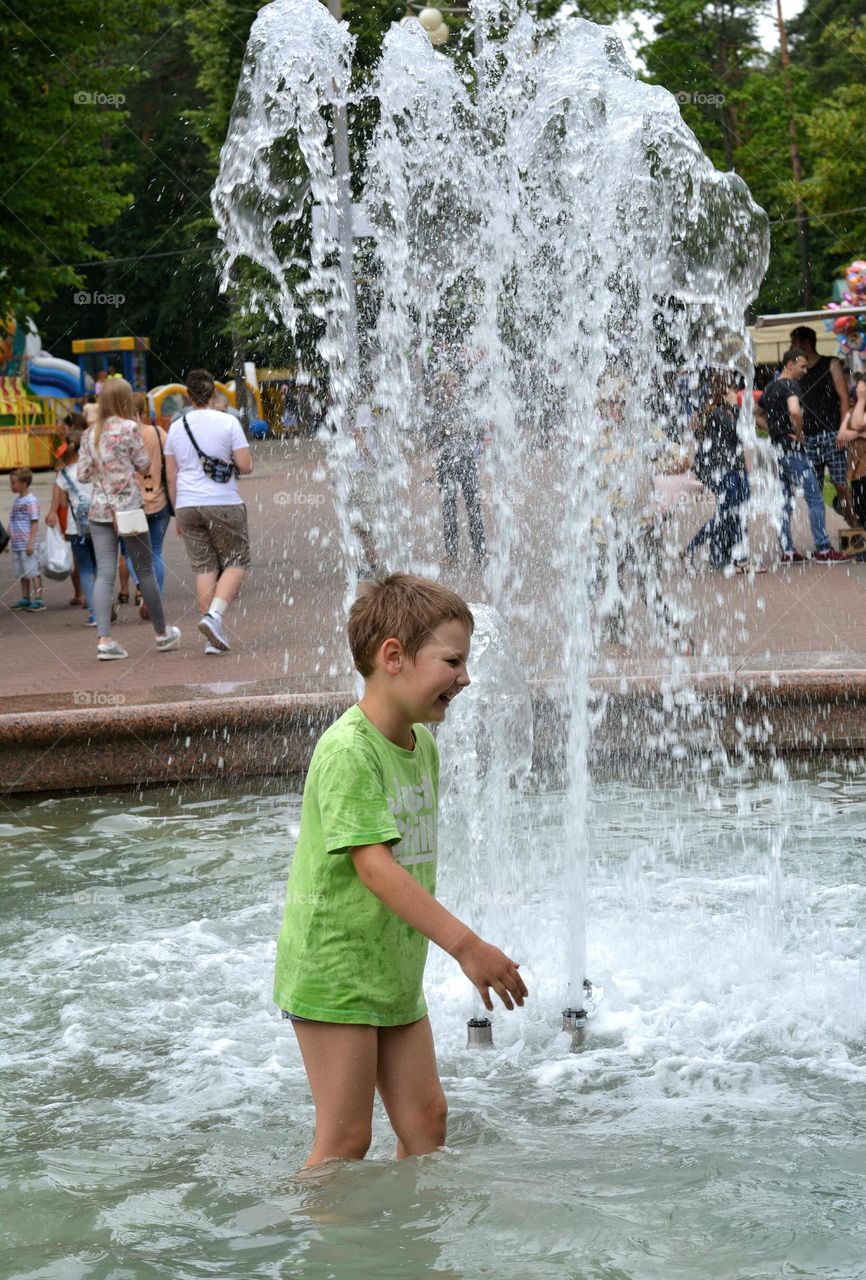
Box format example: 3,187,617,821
213,0,768,1017
435,604,533,1016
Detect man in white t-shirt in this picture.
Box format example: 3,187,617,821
164,368,253,654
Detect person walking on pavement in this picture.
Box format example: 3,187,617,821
426,360,486,567
164,368,252,655
756,348,845,564
77,378,182,659
127,393,172,618
45,427,97,625
686,371,760,573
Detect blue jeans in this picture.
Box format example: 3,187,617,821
124,505,171,594
776,450,830,553
69,535,96,618
687,469,750,567
146,506,171,594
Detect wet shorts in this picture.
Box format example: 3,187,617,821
281,1009,310,1023
805,430,848,488
175,503,251,575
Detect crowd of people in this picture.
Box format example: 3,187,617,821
675,325,865,573
4,326,866,661
3,368,252,660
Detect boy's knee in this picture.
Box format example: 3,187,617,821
318,1121,372,1161
408,1090,448,1144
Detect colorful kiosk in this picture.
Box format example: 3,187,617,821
72,336,150,394
0,316,61,471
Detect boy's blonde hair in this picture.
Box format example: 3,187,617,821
11,467,33,486
348,573,474,677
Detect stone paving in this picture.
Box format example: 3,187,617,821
3,438,866,719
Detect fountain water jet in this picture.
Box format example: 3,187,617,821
213,0,769,1042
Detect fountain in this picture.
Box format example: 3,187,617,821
213,0,768,1044
6,10,866,1276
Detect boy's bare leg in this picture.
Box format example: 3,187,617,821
375,1016,447,1159
292,1021,378,1167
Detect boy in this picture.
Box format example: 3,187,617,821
8,468,45,611
274,573,527,1168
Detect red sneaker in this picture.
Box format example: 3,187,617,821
812,547,846,563
780,550,807,564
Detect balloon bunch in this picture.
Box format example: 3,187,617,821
827,259,866,356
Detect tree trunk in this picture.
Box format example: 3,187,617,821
776,0,813,308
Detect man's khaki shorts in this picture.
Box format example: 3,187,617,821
175,504,251,575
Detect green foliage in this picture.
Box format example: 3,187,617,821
798,17,866,288
636,0,866,311
789,0,866,95
21,0,866,377
0,0,149,317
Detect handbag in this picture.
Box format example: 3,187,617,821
40,524,74,580
114,507,149,536
182,414,237,483
0,520,9,554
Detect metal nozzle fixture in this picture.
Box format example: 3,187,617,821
466,1016,494,1048
562,979,599,1050
561,1007,587,1049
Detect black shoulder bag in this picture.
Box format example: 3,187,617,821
182,414,237,484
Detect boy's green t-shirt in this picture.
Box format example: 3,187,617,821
273,704,439,1026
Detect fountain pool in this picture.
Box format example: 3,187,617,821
3,765,865,1279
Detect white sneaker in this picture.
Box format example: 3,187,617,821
198,611,230,651
155,625,181,652
204,642,222,655
97,641,128,660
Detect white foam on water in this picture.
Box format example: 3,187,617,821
3,783,865,1278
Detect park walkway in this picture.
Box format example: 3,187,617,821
3,438,866,718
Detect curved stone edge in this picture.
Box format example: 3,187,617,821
1,672,865,795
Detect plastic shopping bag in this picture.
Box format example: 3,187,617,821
39,524,73,580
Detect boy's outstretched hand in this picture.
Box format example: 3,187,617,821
450,933,528,1011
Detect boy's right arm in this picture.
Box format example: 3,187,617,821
350,843,527,1011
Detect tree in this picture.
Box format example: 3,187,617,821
799,16,866,289
639,0,764,171
0,0,145,317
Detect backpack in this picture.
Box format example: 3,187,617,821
61,466,91,539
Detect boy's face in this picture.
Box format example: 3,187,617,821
9,475,22,494
399,620,471,724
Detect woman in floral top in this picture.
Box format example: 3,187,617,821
78,378,181,660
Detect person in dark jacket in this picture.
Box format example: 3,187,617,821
685,372,762,573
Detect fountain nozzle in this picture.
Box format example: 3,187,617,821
561,1006,588,1049
562,980,597,1050
466,1017,494,1049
